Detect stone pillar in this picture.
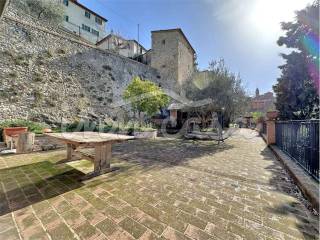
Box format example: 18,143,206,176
170,109,177,127
266,120,276,145
256,122,262,133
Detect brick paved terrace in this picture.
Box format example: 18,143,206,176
0,129,318,240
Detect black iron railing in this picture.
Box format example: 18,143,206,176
275,120,319,181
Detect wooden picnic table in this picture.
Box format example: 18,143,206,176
46,132,134,179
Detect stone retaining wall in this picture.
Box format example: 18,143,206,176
33,135,65,152
0,3,161,124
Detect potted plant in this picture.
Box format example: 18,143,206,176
43,128,52,133
266,110,279,120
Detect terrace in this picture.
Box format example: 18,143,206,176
0,129,318,239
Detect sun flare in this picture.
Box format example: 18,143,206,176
249,0,313,36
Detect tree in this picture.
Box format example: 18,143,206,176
123,77,170,122
273,0,319,119
184,59,249,127
252,111,264,122
13,0,64,24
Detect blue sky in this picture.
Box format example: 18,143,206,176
79,0,312,96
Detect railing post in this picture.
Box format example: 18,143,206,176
266,119,276,145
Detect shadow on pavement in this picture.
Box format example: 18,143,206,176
0,161,85,216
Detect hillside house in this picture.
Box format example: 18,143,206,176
61,0,107,44
96,34,147,59
250,88,275,112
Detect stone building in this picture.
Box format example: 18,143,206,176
0,1,197,123
61,0,107,44
149,29,195,94
96,33,147,59
251,88,275,113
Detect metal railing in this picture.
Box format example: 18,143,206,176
62,20,105,44
275,120,319,181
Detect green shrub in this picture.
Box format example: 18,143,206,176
33,72,43,82
56,48,66,55
0,119,47,141
13,55,29,66
8,72,18,78
46,99,56,107
32,89,43,106
102,65,112,71
45,49,54,58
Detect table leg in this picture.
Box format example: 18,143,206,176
67,143,74,160
94,143,111,172
82,143,118,180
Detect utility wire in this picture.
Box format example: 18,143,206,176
95,0,138,25
94,0,141,40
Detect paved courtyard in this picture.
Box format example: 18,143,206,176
0,129,318,240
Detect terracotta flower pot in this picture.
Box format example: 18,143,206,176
3,127,28,137
3,127,28,144
43,128,52,133
266,110,279,120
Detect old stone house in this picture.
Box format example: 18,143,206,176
96,33,147,59
97,28,196,95
0,1,196,123
60,0,107,44
148,29,196,94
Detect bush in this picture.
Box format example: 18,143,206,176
0,119,47,141
13,0,64,24
33,72,43,82
8,72,18,78
56,48,66,55
252,111,264,123
33,89,43,102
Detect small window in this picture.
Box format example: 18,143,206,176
63,0,69,6
91,29,99,36
82,24,90,32
95,17,103,25
85,11,91,19
162,39,165,45
64,15,69,22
